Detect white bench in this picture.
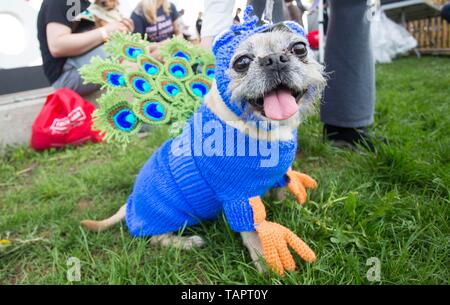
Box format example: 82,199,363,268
0,87,53,148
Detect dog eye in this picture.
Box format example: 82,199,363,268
290,42,307,58
233,55,253,72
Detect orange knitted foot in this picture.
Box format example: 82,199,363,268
286,167,317,205
249,197,316,275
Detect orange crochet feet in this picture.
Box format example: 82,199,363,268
286,168,317,205
249,197,316,275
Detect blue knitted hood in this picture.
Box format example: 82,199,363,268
211,6,308,118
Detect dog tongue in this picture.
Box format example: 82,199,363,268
263,89,298,120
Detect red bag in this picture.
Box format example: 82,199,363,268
31,88,102,151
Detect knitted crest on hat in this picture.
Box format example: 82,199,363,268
212,6,307,118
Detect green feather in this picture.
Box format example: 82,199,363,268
163,57,193,82
126,71,155,96
155,76,186,101
92,89,142,144
185,75,213,99
80,33,216,145
168,93,201,137
138,54,164,77
133,93,171,125
79,57,126,89
104,32,148,62
160,36,195,64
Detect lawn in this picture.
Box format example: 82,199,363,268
0,57,449,284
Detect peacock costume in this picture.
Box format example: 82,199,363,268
81,7,318,275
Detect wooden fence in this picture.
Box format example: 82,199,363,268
406,0,450,54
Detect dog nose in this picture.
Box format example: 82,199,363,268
258,53,290,70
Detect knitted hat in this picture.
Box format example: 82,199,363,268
212,6,308,118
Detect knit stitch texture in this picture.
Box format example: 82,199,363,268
126,104,297,235
125,7,307,236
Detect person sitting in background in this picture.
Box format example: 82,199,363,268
178,9,192,40
37,0,134,96
234,8,242,24
442,2,450,22
201,0,379,150
285,0,306,26
196,12,203,37
131,0,181,43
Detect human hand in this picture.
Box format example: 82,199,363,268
103,18,134,35
120,18,134,32
148,40,170,62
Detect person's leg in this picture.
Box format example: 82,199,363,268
321,0,376,148
52,45,106,96
285,0,304,26
247,0,285,23
442,3,450,23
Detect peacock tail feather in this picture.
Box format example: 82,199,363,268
159,36,196,64
164,57,193,81
104,32,148,62
92,89,142,144
132,93,171,125
185,75,212,99
156,75,186,100
138,54,163,77
126,71,155,96
79,57,126,90
80,32,215,144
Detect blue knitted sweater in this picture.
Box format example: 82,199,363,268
125,9,307,236
126,104,296,235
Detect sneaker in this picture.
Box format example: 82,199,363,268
323,124,384,152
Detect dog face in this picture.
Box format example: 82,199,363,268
229,27,325,122
213,19,325,126
96,0,119,11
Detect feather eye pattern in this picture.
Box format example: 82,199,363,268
133,94,170,125
126,71,155,96
160,36,196,64
164,58,193,81
105,32,148,62
156,76,186,101
79,57,126,89
138,54,163,77
92,89,142,144
80,33,216,144
203,64,216,79
186,75,212,99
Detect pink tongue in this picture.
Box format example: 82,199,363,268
263,89,299,120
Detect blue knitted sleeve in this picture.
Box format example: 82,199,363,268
272,174,288,188
223,199,256,232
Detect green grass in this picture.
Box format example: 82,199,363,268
1,57,449,284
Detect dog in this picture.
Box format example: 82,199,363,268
74,0,122,28
81,11,326,275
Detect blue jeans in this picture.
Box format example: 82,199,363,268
52,45,106,96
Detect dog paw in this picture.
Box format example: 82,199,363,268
186,235,205,249
151,234,205,250
241,231,265,273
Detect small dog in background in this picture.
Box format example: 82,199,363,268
74,0,123,28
